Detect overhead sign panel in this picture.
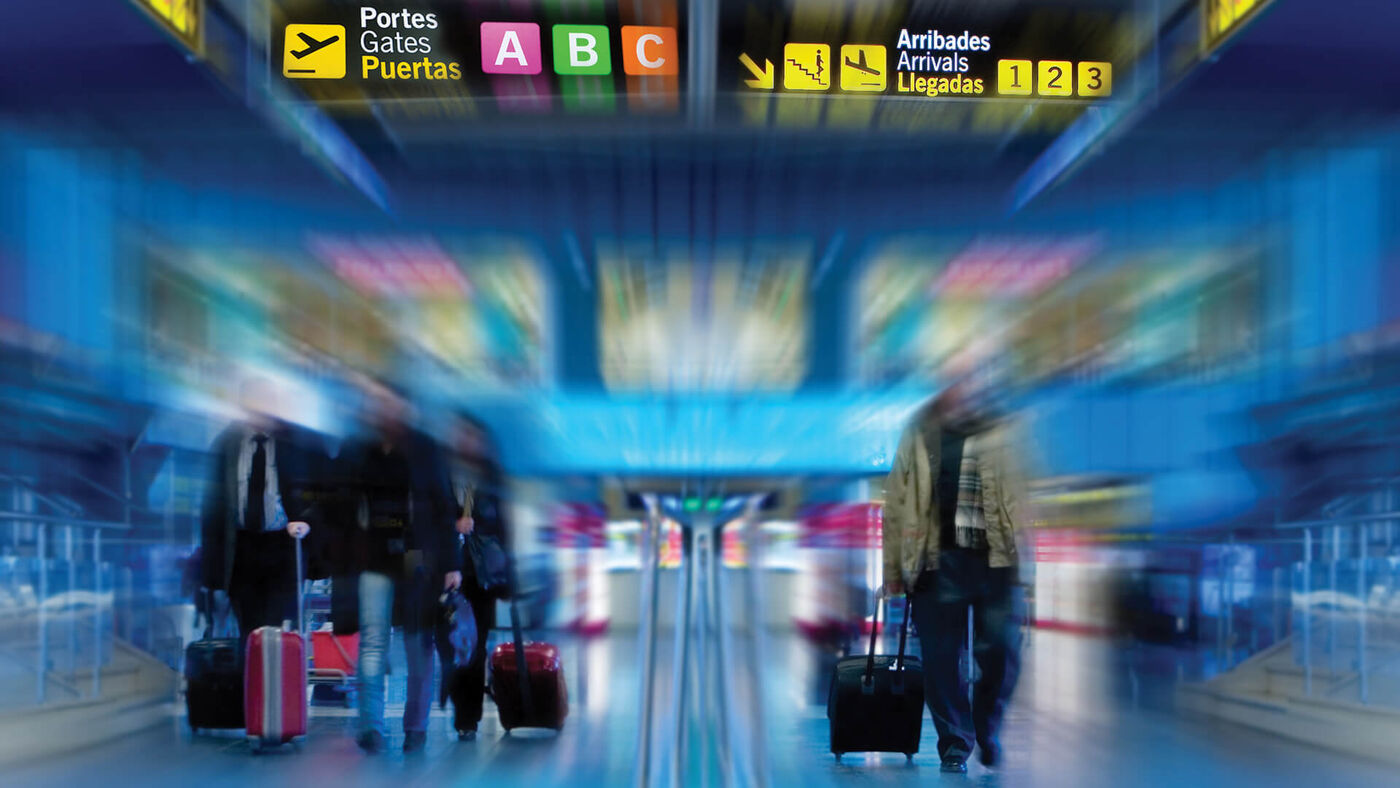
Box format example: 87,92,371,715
719,0,1133,133
274,1,685,116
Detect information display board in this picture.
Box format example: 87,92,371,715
273,1,685,115
719,0,1133,132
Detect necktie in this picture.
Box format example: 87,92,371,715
247,434,267,531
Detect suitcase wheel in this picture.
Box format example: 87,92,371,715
833,753,842,763
905,753,914,763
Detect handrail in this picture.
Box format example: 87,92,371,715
1274,511,1400,531
0,511,131,531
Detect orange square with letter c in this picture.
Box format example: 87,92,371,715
621,26,678,75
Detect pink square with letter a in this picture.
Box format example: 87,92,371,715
481,22,542,75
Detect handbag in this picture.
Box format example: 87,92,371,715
465,533,511,598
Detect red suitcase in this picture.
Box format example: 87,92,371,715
490,598,567,731
245,625,308,747
244,536,309,749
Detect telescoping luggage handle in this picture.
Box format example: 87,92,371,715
506,550,535,720
862,593,912,695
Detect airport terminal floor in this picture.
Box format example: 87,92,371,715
7,0,1400,785
10,630,1395,788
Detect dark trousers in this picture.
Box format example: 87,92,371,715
232,530,297,650
452,587,497,732
911,548,1022,759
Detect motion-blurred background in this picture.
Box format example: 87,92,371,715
3,0,1400,785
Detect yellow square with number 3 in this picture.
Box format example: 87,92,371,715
1036,60,1072,97
1077,61,1112,97
997,59,1032,96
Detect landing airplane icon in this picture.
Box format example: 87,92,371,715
838,44,886,91
291,32,340,60
844,50,879,76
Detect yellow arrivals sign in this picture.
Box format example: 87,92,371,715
134,0,201,52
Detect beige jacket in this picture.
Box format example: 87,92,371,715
882,413,1027,590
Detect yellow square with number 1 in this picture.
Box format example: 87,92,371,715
1036,60,1073,97
997,59,1032,96
1077,61,1112,97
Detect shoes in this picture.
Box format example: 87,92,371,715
978,740,1001,769
457,728,478,742
940,754,968,774
356,730,387,755
403,731,427,753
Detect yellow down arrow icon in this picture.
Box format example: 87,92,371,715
739,53,775,90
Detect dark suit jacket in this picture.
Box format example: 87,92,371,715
335,428,460,632
200,421,326,591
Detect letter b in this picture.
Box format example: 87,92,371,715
553,25,611,75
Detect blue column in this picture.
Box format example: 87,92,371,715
21,147,117,355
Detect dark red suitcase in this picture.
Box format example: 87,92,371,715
490,598,567,731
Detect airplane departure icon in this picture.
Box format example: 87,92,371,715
291,31,340,60
838,44,886,92
282,23,347,79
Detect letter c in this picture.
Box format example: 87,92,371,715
636,33,665,69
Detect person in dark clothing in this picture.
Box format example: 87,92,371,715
883,361,1028,773
343,380,461,755
446,412,511,741
200,377,322,649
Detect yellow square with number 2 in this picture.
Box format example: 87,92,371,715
997,59,1032,96
1036,61,1072,97
1077,61,1112,97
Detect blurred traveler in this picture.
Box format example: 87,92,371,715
343,379,460,755
200,376,320,649
446,412,512,741
883,359,1026,773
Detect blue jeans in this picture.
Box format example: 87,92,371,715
358,571,436,736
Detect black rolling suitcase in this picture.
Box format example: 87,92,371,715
185,594,244,732
827,594,924,762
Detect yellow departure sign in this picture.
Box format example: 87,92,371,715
133,0,201,52
283,23,347,79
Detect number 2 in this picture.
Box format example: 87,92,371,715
1047,66,1063,90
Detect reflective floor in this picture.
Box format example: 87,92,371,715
10,629,1395,787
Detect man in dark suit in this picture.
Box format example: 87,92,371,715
200,377,322,646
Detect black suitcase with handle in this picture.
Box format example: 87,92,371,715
186,637,244,731
827,594,924,762
185,591,244,732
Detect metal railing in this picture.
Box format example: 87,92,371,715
1202,487,1400,708
0,505,129,709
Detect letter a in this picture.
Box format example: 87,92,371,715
497,31,528,67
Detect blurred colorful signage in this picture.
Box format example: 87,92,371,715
275,1,684,114
721,0,1128,122
309,235,470,298
1203,0,1275,54
133,0,201,52
931,238,1096,298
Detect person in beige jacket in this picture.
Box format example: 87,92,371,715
883,371,1028,773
